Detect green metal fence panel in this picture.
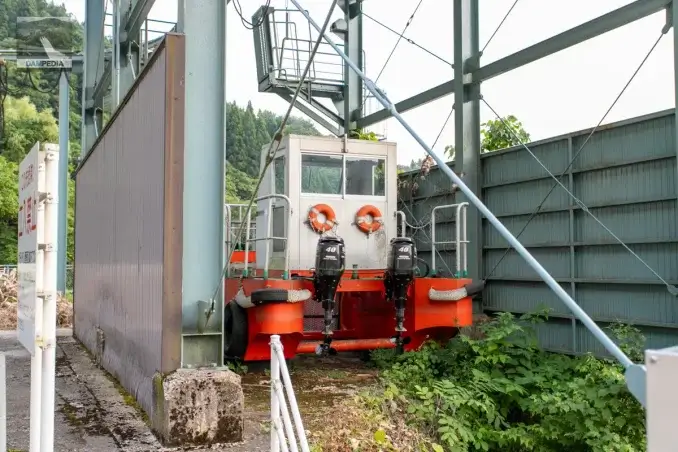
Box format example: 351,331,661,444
398,109,678,355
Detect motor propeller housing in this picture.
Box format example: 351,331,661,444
313,236,346,346
384,237,417,345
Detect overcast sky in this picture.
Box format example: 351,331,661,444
60,0,675,164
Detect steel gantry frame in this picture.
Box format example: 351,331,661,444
282,0,678,446
82,0,234,368
80,0,678,431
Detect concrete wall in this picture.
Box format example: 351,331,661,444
398,110,678,356
73,34,185,420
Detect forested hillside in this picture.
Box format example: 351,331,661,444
0,0,321,264
225,101,321,201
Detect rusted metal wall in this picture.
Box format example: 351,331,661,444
73,34,185,420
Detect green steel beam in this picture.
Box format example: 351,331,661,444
343,0,363,132
276,92,342,136
82,0,106,155
181,0,227,367
476,0,671,82
120,0,157,43
356,0,672,128
118,0,140,101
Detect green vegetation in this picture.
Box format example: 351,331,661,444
224,101,321,203
480,115,531,153
313,312,646,452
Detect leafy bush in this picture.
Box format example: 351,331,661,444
369,312,646,452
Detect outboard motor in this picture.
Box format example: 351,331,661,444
313,236,346,353
384,237,417,351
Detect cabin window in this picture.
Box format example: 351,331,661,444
301,154,343,195
345,157,386,196
273,156,286,194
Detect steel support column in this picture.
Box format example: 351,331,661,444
57,71,70,293
181,0,227,367
111,0,122,107
342,0,363,133
82,0,106,155
119,0,147,95
453,0,482,282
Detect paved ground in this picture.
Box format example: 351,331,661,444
0,331,378,452
0,332,270,452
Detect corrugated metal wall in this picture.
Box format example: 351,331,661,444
398,110,678,355
73,34,185,419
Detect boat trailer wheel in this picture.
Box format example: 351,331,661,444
224,301,248,359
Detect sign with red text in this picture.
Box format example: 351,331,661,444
17,142,42,353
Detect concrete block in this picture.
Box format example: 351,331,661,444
153,368,244,446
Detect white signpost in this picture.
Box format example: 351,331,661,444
17,142,59,452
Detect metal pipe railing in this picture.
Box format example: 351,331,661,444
431,203,469,277
241,194,293,277
270,335,310,452
395,210,406,237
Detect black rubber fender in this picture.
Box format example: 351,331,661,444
464,280,486,297
250,288,289,306
224,301,248,359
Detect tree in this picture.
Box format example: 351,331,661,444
442,114,530,161
224,102,322,203
0,155,18,263
0,95,68,264
480,114,530,152
2,95,58,162
444,145,455,160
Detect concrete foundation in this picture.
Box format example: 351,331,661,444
153,368,245,446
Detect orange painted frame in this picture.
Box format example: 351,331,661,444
225,273,474,361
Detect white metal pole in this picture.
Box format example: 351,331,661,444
28,352,42,452
29,150,46,452
275,344,310,452
274,418,291,452
40,145,59,451
0,353,6,452
273,371,299,452
271,335,281,452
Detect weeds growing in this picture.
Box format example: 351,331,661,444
312,311,646,452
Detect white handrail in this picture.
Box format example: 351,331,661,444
243,194,293,276
270,335,310,452
395,210,406,237
431,202,469,277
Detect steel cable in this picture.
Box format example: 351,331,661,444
361,11,452,68
481,0,521,54
360,0,425,112
208,0,341,312
482,31,677,294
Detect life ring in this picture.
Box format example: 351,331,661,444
308,203,337,233
355,205,383,233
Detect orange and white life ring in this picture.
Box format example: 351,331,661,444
355,205,383,233
308,203,337,233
